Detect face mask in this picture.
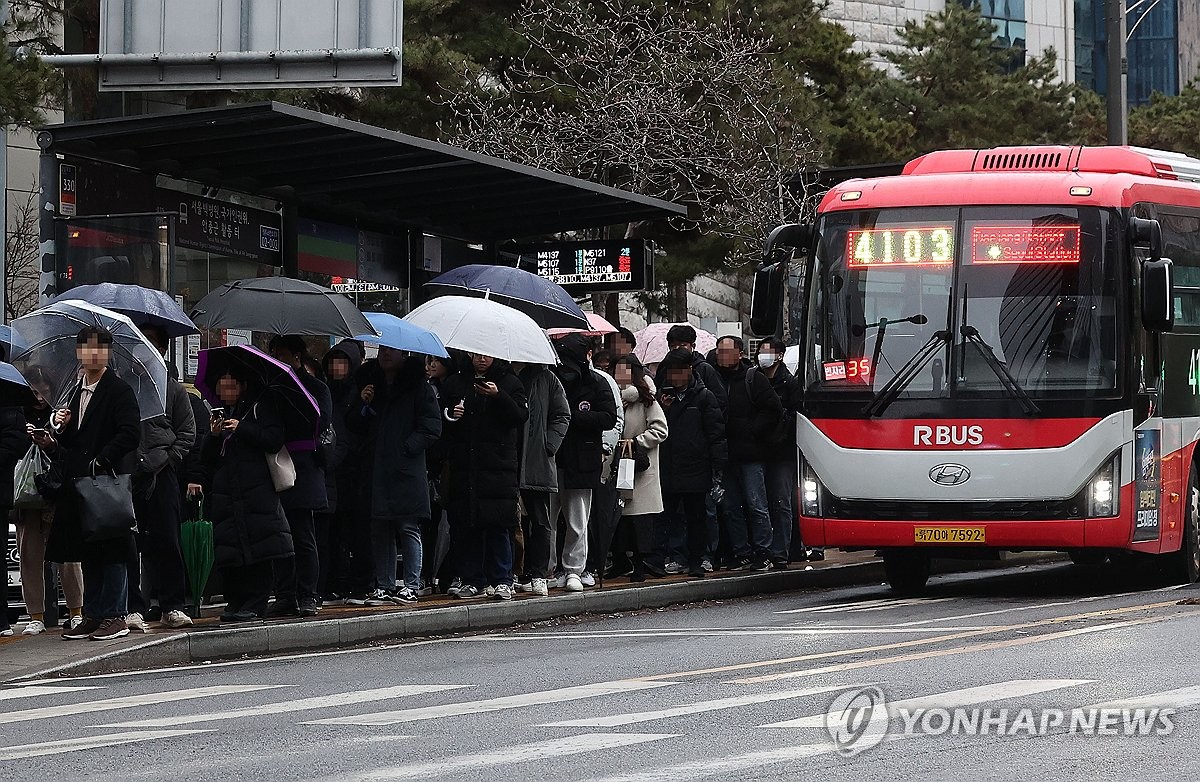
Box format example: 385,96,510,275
757,353,777,369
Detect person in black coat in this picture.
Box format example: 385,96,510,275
441,352,528,600
711,336,784,571
316,339,364,602
549,334,617,592
0,396,29,636
202,368,294,622
656,348,727,577
347,347,441,604
654,324,727,407
266,335,332,617
47,327,142,641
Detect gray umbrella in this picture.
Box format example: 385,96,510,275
190,276,376,338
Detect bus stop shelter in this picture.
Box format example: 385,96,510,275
33,101,685,327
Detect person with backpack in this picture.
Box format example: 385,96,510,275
711,336,785,572
754,337,808,568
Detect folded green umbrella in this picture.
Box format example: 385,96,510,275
181,494,214,619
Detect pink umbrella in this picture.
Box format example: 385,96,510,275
546,312,619,339
633,323,718,364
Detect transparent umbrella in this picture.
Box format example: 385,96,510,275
12,300,168,420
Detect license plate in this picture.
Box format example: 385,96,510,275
914,526,985,544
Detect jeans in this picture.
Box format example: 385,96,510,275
461,525,513,589
724,463,773,563
275,508,319,604
548,489,593,576
372,515,424,591
82,560,128,619
766,461,796,563
660,492,709,572
521,490,553,582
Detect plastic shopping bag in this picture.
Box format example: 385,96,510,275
13,443,50,509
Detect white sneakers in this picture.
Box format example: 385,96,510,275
493,584,514,601
22,620,46,635
581,572,597,587
531,578,549,597
125,612,150,633
161,610,193,629
565,573,584,592
0,627,11,637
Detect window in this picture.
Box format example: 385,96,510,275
959,0,1027,70
1153,207,1200,328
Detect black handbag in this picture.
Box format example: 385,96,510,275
74,470,137,542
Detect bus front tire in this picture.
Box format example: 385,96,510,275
1168,469,1200,585
883,551,931,596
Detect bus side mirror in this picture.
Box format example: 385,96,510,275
1129,216,1163,262
1142,257,1174,333
750,262,785,337
763,223,813,262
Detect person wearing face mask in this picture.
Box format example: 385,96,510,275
709,336,784,572
754,337,811,567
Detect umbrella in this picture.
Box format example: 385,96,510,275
12,300,168,420
354,312,449,358
425,264,590,329
405,295,559,365
633,323,718,365
196,344,320,450
191,276,377,338
180,494,214,619
0,362,34,407
546,312,619,339
0,325,30,362
49,283,198,338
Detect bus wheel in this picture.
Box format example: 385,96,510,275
883,551,931,596
1068,550,1108,566
1169,469,1200,585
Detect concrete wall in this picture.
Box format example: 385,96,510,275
1181,1,1200,85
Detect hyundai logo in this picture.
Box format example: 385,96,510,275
929,463,971,486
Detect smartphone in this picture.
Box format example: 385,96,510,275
210,407,225,419
473,378,488,387
28,428,48,437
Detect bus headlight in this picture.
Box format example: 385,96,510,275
1085,455,1119,518
800,460,823,517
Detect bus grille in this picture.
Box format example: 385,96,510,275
826,498,1083,521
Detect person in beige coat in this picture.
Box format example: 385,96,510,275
612,354,668,581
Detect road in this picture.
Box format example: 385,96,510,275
2,561,1199,780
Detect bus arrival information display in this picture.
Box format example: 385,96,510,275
510,239,651,294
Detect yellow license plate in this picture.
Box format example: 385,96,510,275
914,526,985,544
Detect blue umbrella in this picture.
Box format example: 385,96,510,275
0,325,30,361
425,264,590,329
354,312,449,358
50,283,199,338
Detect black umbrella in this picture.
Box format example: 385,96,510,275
425,264,590,329
195,345,320,450
190,277,376,339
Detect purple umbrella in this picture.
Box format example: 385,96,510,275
196,344,319,451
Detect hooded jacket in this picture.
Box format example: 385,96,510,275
135,366,196,494
656,350,727,407
322,340,364,512
658,374,726,494
518,364,572,492
553,334,618,491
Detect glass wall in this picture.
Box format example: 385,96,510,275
1082,0,1179,106
958,0,1027,70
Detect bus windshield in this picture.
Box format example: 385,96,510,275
806,205,1119,401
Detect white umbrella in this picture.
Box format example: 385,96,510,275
404,295,559,365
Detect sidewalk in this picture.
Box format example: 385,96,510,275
0,550,1057,682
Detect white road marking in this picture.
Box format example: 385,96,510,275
0,730,215,761
582,742,840,782
304,680,678,726
774,597,924,614
465,628,997,639
540,684,856,727
732,618,1159,684
760,679,1092,728
0,685,101,701
318,733,677,781
890,589,1176,627
0,684,286,725
97,684,470,728
1087,685,1200,710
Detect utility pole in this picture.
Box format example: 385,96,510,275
1106,0,1128,145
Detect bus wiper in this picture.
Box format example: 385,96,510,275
959,326,1040,415
863,330,952,417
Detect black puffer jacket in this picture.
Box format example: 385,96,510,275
658,375,726,494
710,359,784,464
202,395,293,567
279,371,332,512
347,357,441,520
441,362,528,528
322,340,363,514
657,350,727,408
554,335,618,490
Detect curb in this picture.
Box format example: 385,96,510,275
17,552,1065,681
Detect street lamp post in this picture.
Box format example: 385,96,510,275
1106,0,1128,145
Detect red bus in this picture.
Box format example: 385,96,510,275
751,145,1200,593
